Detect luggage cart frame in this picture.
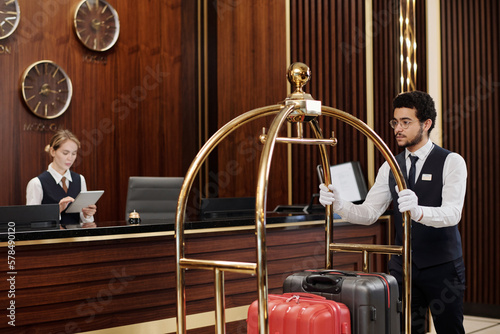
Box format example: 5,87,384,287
175,63,412,333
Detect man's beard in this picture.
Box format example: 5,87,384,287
399,124,424,148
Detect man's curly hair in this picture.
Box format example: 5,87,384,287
393,91,436,134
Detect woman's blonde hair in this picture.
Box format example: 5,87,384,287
45,129,81,153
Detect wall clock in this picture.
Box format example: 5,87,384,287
73,0,120,52
0,0,21,39
20,61,73,119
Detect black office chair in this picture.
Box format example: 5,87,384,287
125,176,184,224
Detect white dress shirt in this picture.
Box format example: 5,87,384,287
336,139,467,228
26,163,94,224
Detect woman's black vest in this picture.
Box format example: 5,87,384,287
38,171,81,226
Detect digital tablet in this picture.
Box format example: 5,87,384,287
65,190,104,213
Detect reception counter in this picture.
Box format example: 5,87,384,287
0,213,391,334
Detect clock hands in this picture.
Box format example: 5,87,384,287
39,84,60,96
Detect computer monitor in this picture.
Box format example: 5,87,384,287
317,161,368,204
199,197,255,219
0,204,60,232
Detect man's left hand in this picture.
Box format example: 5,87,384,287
396,186,423,221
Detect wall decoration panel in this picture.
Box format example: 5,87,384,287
441,0,500,310
211,0,288,209
0,0,198,223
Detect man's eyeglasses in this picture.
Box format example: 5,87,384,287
389,119,413,129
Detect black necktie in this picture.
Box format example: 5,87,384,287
408,155,419,189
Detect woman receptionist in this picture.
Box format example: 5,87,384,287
26,130,97,228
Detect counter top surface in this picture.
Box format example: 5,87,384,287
0,212,337,243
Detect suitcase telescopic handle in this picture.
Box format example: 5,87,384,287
316,270,357,277
304,274,343,293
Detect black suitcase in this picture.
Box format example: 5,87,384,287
283,269,401,334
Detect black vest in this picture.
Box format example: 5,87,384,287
388,145,463,268
38,171,82,226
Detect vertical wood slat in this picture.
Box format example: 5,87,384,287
372,0,400,175
290,0,368,206
372,0,427,176
289,0,428,226
441,0,500,306
212,0,288,208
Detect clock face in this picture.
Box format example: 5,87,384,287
21,61,73,119
0,0,21,39
74,0,120,52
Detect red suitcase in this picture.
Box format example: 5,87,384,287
247,292,351,334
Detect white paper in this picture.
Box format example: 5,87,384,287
330,164,363,202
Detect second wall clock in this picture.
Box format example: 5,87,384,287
73,0,120,52
0,0,21,39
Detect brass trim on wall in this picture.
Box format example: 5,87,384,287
198,0,210,198
366,0,376,187
286,0,293,204
425,0,443,146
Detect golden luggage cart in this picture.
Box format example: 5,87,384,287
175,63,412,333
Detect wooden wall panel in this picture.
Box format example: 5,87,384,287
211,0,288,209
0,0,198,222
441,0,500,308
372,0,427,181
290,0,369,205
372,0,400,173
289,0,429,224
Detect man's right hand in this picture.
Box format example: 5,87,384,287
319,183,343,211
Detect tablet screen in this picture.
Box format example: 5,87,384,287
65,190,104,213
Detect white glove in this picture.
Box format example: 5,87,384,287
319,183,343,211
396,186,423,221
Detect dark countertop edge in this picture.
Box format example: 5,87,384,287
0,213,335,242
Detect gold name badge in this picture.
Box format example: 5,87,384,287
422,174,432,181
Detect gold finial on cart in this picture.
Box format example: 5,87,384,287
287,62,311,93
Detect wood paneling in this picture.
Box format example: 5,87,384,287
290,0,369,205
208,0,288,209
0,0,198,222
372,0,427,181
441,0,500,307
371,0,400,176
0,221,387,333
288,0,427,201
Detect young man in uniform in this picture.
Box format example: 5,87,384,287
320,91,467,333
